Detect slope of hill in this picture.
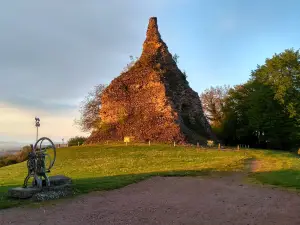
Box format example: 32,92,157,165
0,142,25,156
1,144,300,209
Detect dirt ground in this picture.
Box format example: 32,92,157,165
2,174,300,225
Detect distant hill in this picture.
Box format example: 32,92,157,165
0,141,24,150
0,141,28,156
0,140,66,156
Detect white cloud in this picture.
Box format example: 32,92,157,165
0,1,174,142
0,103,87,142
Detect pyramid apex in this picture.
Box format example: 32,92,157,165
149,17,157,24
145,17,161,42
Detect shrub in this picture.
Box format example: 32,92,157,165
16,145,32,162
0,145,32,168
68,136,87,147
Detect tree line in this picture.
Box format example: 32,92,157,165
200,49,300,151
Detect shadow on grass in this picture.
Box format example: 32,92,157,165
250,169,300,189
261,150,299,158
0,184,26,209
72,169,215,194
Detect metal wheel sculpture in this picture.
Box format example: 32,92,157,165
23,137,56,188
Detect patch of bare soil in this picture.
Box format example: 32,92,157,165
250,159,262,172
2,175,300,225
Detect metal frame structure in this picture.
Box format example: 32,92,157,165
23,137,56,188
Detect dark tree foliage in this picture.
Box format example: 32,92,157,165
68,136,87,146
214,49,300,150
251,49,300,120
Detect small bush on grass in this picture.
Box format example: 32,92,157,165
68,136,87,146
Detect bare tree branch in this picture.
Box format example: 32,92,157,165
75,84,107,132
200,85,230,127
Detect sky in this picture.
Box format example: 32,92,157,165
0,0,300,143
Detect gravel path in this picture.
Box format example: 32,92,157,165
1,175,300,225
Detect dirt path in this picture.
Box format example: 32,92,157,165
2,174,300,225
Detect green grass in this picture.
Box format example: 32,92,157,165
0,144,248,209
1,144,300,209
247,150,300,188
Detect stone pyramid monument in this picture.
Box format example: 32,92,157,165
86,17,216,144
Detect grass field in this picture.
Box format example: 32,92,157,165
1,144,300,209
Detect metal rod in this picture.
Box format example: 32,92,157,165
36,126,38,142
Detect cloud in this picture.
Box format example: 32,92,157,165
1,95,80,115
0,1,166,110
0,1,173,141
0,102,87,142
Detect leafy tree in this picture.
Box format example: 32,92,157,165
251,49,300,119
213,49,300,150
68,136,87,146
222,81,299,150
219,84,251,145
76,84,106,132
200,85,230,127
249,49,300,149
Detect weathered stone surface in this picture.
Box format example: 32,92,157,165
87,17,216,144
49,175,72,186
8,187,41,199
8,175,73,200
